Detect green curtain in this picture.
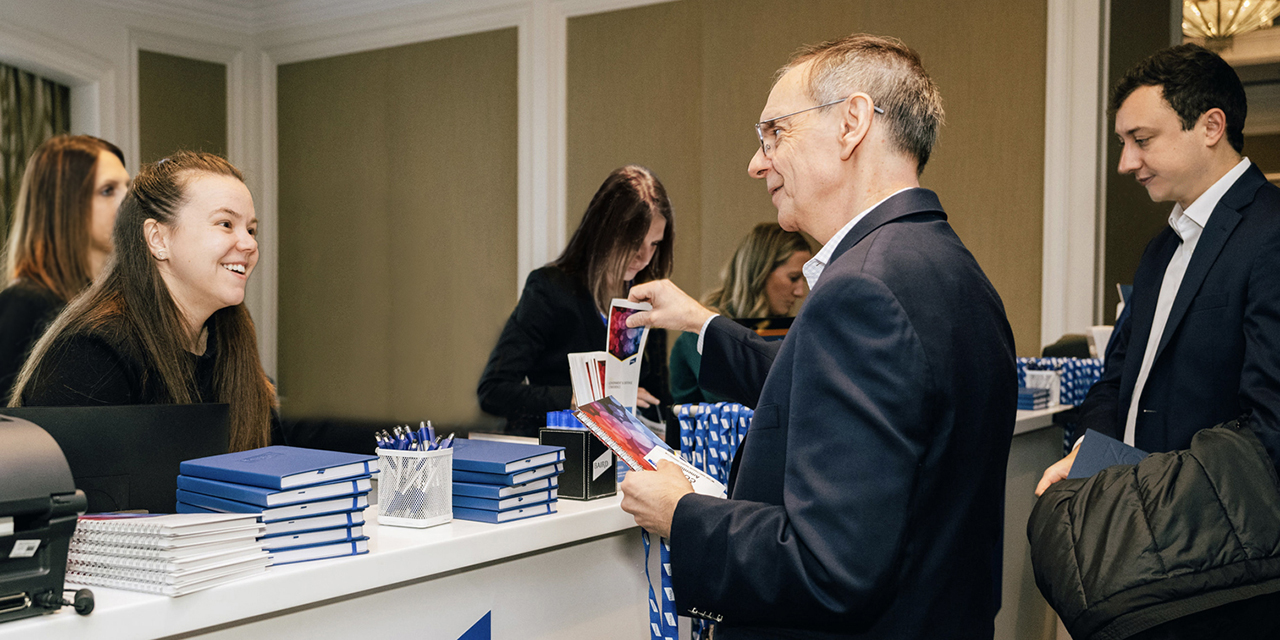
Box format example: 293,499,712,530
0,62,72,248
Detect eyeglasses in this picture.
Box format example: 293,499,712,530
754,98,884,158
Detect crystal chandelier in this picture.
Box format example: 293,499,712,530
1183,0,1280,50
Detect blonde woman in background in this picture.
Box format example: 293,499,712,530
669,222,811,405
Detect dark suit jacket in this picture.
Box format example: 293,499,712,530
477,265,669,437
1077,164,1280,463
670,189,1018,639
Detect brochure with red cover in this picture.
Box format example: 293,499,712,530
573,396,726,498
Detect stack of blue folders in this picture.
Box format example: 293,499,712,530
175,446,377,565
451,439,565,524
1018,387,1051,410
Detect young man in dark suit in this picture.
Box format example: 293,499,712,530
619,34,1018,639
1037,44,1280,495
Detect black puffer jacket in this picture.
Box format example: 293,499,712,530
1028,421,1280,640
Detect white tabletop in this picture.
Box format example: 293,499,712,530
0,495,638,640
1014,405,1074,436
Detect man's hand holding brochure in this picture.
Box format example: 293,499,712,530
573,395,725,537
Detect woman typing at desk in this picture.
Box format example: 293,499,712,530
477,165,675,436
10,151,277,451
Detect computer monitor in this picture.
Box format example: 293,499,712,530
0,404,230,514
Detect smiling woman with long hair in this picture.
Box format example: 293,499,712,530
11,151,277,452
0,135,128,402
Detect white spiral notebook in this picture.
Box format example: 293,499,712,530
68,514,268,597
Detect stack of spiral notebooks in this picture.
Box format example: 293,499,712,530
66,513,268,597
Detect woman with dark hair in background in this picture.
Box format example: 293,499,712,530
11,150,277,452
478,164,675,437
669,222,811,405
0,135,129,403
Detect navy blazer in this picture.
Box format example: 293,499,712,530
1077,164,1280,464
670,189,1018,639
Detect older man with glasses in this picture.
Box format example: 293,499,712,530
620,33,1018,639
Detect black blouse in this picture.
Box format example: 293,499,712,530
19,316,282,444
477,265,670,437
0,278,65,404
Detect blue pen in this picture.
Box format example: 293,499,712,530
440,433,455,449
426,420,436,443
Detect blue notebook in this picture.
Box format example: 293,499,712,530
176,489,369,523
177,502,218,514
269,537,369,565
452,476,558,499
453,462,563,487
452,501,558,524
176,475,371,507
180,446,377,490
261,510,365,537
453,489,557,512
452,439,565,474
1067,429,1149,479
262,525,364,551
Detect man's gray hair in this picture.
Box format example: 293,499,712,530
779,34,945,174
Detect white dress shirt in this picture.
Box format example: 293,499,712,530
1121,157,1252,445
698,189,909,353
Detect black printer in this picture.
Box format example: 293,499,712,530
0,415,89,624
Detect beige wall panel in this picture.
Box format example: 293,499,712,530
1246,133,1280,176
137,50,227,163
1102,0,1175,323
567,2,703,296
698,1,870,295
384,29,519,422
277,50,394,419
277,29,518,425
570,0,1046,356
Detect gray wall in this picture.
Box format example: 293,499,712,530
276,28,518,426
567,0,1049,356
137,50,226,163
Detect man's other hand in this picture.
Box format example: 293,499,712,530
619,460,694,538
627,280,716,334
1036,447,1079,496
636,387,660,409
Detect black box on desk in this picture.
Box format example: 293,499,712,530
540,428,616,500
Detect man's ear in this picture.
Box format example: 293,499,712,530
838,93,876,161
1200,108,1227,149
143,218,169,261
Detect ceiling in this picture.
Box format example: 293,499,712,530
84,0,439,33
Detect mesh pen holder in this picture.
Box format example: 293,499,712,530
376,447,452,528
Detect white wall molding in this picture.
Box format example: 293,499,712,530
0,20,118,141
125,29,248,172
1041,0,1107,350
256,0,679,300
258,0,527,65
520,2,566,292
255,51,279,378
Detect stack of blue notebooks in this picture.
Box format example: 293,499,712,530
451,439,565,523
1018,387,1051,410
175,446,377,565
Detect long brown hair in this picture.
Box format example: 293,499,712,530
553,165,674,312
5,135,125,301
703,223,811,318
12,151,275,452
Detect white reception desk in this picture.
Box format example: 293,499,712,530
4,407,1074,640
0,496,651,640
